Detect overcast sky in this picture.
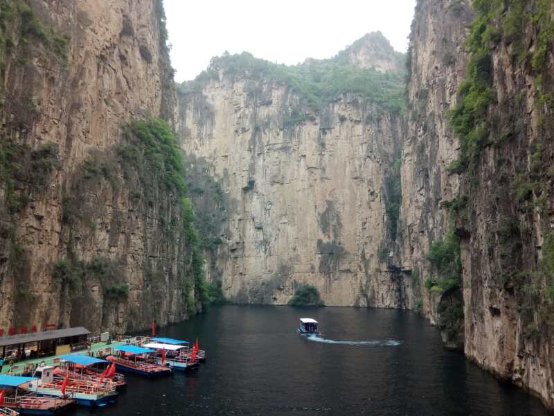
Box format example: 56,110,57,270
163,0,416,82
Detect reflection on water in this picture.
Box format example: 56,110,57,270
74,305,548,416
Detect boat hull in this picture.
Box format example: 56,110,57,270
13,406,70,416
168,362,199,372
4,395,74,415
32,389,117,408
298,329,321,336
113,364,172,378
71,395,117,408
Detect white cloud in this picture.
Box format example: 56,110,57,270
163,0,416,82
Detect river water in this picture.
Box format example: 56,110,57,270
75,305,547,415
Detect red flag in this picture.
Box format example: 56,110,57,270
195,338,199,351
0,390,5,406
151,320,156,337
191,346,197,362
161,349,166,365
60,376,69,398
107,363,116,378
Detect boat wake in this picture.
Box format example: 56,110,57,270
306,335,401,347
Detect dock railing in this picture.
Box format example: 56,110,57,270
0,407,20,415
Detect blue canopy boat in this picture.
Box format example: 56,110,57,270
106,346,172,378
0,374,74,415
150,338,206,362
142,342,199,372
28,366,117,408
59,355,126,391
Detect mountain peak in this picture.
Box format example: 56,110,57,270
335,31,405,73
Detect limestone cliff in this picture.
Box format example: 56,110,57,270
177,38,407,307
400,0,554,408
399,0,472,344
0,0,200,334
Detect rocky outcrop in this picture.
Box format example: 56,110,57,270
178,40,407,306
0,0,197,334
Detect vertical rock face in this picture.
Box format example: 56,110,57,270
401,0,554,408
399,0,472,326
0,0,196,334
452,1,554,408
178,39,406,307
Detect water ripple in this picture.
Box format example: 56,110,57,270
306,334,401,347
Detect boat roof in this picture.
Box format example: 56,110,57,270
143,342,186,351
0,327,90,347
0,375,34,388
114,345,155,355
60,355,108,366
150,337,189,345
299,318,318,324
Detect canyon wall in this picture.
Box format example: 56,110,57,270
0,0,552,410
0,0,199,334
399,0,472,342
400,0,554,408
177,39,408,307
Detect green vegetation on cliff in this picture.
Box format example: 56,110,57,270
424,233,462,294
449,0,554,342
58,118,218,328
119,119,212,309
53,256,128,300
384,159,402,242
424,232,463,343
0,0,69,70
0,141,58,213
288,284,324,306
451,0,554,172
182,50,406,115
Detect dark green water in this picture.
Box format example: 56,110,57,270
75,305,548,415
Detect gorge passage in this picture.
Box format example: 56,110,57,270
0,0,553,410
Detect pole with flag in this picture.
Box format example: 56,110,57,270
107,363,116,378
61,375,69,399
191,341,198,363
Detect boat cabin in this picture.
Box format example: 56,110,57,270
142,342,186,357
32,365,54,384
298,318,320,335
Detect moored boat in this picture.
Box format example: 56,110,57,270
151,337,207,362
298,318,321,336
58,355,126,391
28,366,117,408
0,375,74,415
142,342,199,372
0,408,19,416
106,346,172,378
